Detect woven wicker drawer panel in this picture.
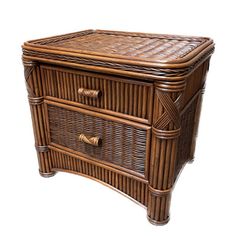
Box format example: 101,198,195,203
47,102,150,176
41,65,153,123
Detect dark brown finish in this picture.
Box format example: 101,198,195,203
46,101,150,176
22,29,214,225
40,65,153,124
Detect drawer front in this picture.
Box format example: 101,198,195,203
46,101,151,176
41,65,153,124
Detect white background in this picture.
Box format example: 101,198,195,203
0,0,236,235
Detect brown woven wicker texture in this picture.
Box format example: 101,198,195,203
26,30,208,62
48,104,148,175
22,29,214,225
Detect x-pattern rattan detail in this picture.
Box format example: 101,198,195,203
23,60,36,97
153,89,182,130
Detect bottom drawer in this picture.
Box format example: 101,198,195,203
45,100,151,177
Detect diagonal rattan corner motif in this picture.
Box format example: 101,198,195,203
23,60,37,97
153,89,182,130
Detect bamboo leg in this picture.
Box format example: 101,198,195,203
147,82,185,225
23,59,56,177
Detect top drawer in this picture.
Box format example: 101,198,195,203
40,65,153,124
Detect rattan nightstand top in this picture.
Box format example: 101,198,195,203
23,30,214,66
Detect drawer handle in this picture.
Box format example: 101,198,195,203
78,88,102,98
78,134,102,147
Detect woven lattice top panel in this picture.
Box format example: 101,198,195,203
27,30,210,63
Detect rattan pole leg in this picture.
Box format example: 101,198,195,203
23,59,56,177
147,185,172,225
147,129,177,225
147,82,184,225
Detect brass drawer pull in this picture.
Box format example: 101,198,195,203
78,88,102,98
78,134,102,146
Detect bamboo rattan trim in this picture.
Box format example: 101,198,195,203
152,127,181,139
148,185,172,197
28,96,44,105
22,47,214,78
36,145,49,153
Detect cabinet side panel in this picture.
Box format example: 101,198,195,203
175,58,210,178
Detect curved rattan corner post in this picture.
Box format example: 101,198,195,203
23,58,56,177
147,79,185,225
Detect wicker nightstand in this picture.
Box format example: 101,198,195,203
22,30,214,225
